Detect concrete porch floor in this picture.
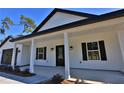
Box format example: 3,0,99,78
71,69,124,84
34,65,124,84
0,65,124,84
34,66,65,78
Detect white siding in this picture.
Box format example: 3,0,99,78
34,30,123,71
0,39,22,66
117,31,124,72
0,49,2,63
34,39,64,66
69,31,123,71
39,12,86,31
16,44,23,66
21,45,30,65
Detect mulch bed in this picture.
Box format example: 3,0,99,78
44,79,88,84
43,79,86,84
42,74,87,84
0,65,35,77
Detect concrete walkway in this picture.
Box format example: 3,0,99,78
0,72,49,84
0,76,24,84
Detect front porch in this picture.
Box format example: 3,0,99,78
35,66,124,83
14,31,71,79
25,65,124,84
11,18,124,80
34,66,65,78
1,65,124,84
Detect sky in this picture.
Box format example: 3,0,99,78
0,8,121,40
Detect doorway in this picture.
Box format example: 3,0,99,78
56,45,65,66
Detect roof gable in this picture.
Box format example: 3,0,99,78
0,36,12,48
11,9,124,42
33,8,97,33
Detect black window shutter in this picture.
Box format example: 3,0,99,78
36,48,38,60
99,41,107,61
44,47,47,60
82,43,87,61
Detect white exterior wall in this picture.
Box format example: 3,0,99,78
34,39,64,66
117,31,124,72
39,12,86,31
69,31,123,71
21,45,31,65
15,44,23,66
0,39,22,66
34,30,123,71
0,49,2,63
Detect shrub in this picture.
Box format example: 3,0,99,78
6,66,13,71
0,65,13,72
22,68,30,74
51,74,64,84
0,66,6,71
14,66,21,72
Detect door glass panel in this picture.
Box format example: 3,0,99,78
56,45,65,66
58,47,63,59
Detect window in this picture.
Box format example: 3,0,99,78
87,42,100,60
82,40,107,61
36,47,47,60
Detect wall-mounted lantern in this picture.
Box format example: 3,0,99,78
69,46,73,50
51,48,54,51
18,50,21,52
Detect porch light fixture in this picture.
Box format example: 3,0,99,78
69,46,73,50
51,48,54,51
18,50,20,52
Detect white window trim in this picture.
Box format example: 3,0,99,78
86,41,101,61
36,47,46,60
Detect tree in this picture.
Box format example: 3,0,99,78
20,15,36,34
0,17,13,38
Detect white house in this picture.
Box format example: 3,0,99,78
0,36,23,66
0,8,124,79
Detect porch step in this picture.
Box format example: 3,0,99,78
67,78,104,84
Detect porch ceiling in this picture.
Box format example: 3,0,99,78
34,33,64,42
15,32,64,44
17,41,31,46
69,22,124,37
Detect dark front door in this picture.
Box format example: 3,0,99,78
1,49,13,65
56,45,65,66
